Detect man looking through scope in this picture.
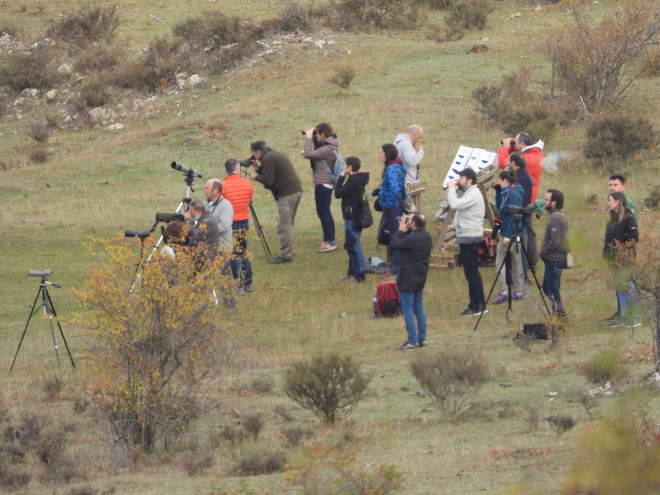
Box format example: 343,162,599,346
247,140,303,264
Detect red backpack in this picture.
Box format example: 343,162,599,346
374,281,401,317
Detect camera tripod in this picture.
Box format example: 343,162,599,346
10,270,75,373
128,173,195,293
474,221,551,332
249,201,272,262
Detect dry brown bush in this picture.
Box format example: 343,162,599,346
546,3,660,113
46,3,120,46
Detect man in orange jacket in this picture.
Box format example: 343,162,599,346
223,159,254,294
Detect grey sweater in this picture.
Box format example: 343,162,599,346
539,208,568,261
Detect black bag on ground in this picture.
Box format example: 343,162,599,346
522,323,548,340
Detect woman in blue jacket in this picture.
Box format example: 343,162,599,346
378,143,406,276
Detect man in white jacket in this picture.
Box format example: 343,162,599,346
447,168,487,316
394,124,424,186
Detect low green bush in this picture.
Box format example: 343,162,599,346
284,352,370,425
584,115,656,168
445,0,492,41
410,349,488,418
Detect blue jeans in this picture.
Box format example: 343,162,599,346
344,219,365,279
383,205,402,273
613,270,637,318
400,289,426,346
542,259,566,314
315,184,335,243
230,220,252,286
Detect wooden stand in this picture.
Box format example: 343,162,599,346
431,164,499,268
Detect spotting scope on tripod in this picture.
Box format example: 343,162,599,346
10,269,75,373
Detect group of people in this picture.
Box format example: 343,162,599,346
159,123,641,349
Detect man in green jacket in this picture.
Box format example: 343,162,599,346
248,140,303,264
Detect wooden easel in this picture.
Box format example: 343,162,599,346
430,163,499,269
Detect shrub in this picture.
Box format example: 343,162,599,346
617,226,660,369
235,449,287,476
410,349,488,418
27,121,50,143
282,425,314,446
284,352,370,425
331,0,418,31
79,75,112,108
0,464,31,490
562,413,660,493
583,115,656,168
287,444,403,494
645,186,660,209
545,3,660,113
577,351,626,385
328,64,356,92
114,37,183,91
0,45,63,91
29,146,49,163
77,236,233,451
46,3,120,46
41,375,63,399
243,413,264,440
74,43,126,74
444,0,492,41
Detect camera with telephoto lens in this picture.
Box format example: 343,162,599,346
239,156,255,167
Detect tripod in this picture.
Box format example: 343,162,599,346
10,270,75,373
474,217,550,332
249,201,271,262
129,173,195,293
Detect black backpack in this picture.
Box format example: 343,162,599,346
356,195,373,229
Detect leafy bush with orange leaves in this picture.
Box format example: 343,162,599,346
77,236,233,451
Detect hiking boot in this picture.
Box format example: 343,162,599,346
492,292,509,305
316,241,337,253
237,287,246,296
460,307,474,316
604,311,621,321
244,284,253,293
269,255,293,264
608,318,626,328
417,341,427,348
397,341,417,351
512,292,524,300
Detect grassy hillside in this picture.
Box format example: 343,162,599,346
1,0,659,493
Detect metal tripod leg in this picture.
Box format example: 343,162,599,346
474,239,514,331
43,285,75,369
249,202,271,262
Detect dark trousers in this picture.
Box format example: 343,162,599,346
383,204,402,273
230,219,252,287
542,259,566,314
315,184,335,243
460,242,486,310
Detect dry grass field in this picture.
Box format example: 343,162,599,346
0,0,659,493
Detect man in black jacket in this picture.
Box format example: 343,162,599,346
248,140,303,264
389,213,433,350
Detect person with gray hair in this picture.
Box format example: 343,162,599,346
248,140,303,264
394,124,424,186
203,178,234,253
185,200,220,267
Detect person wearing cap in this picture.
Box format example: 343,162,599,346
446,168,487,316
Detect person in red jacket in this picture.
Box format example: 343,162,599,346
222,159,254,294
498,132,544,203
